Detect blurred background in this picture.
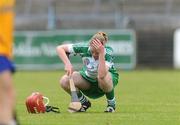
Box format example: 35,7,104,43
14,0,180,70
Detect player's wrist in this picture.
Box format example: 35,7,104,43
99,47,105,55
65,61,72,66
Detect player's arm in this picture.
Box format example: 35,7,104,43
91,38,109,79
56,44,73,75
99,48,114,79
98,48,109,79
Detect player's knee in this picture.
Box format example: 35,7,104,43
0,80,11,93
0,79,15,103
59,76,69,89
97,74,107,83
98,83,113,93
98,78,113,93
71,72,80,85
97,73,113,92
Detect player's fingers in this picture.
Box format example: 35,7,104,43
92,40,100,48
66,70,70,76
92,39,100,46
91,42,98,49
69,69,73,76
92,39,101,47
94,38,102,45
65,69,71,76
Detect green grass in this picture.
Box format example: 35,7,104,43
14,70,180,125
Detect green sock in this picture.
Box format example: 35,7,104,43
105,89,116,108
106,89,114,100
77,91,88,104
77,91,83,98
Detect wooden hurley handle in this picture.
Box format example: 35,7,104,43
69,77,76,92
69,76,79,102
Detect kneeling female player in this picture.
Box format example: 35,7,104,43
56,31,119,112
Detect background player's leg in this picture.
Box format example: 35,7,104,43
0,70,16,124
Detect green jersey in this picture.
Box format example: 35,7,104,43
67,43,118,80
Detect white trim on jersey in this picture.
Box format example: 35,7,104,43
67,44,74,54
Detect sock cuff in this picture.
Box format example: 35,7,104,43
79,95,84,101
107,97,116,106
107,97,115,102
79,95,88,104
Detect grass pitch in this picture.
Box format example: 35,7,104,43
14,70,180,125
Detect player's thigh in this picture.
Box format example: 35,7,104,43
72,71,91,90
0,70,14,102
0,70,13,90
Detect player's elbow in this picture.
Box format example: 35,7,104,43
56,45,64,54
98,72,107,80
98,68,109,79
56,45,62,52
56,44,69,53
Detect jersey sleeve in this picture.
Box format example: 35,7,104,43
67,43,89,55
